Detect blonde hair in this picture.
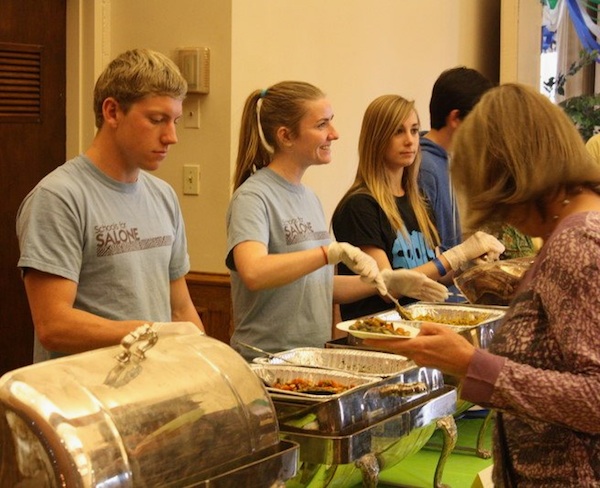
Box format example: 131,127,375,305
233,81,325,190
334,94,439,248
452,83,600,231
93,48,187,129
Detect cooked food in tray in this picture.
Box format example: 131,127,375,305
407,310,491,326
454,256,533,305
272,378,355,394
250,364,376,399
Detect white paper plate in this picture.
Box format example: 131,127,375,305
336,319,420,340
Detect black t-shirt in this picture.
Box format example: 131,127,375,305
332,193,436,320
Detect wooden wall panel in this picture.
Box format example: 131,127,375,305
186,271,341,345
0,0,66,376
186,272,232,344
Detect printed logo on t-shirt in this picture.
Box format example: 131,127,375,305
283,217,329,245
392,229,435,269
95,222,173,256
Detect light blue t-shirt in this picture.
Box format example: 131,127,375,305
17,155,190,362
226,168,333,360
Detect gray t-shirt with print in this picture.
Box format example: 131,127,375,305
17,155,190,362
226,168,333,360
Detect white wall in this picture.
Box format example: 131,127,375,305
500,0,542,85
68,0,543,276
108,0,234,275
231,0,501,238
67,0,233,273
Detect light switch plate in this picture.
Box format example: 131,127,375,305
183,165,200,195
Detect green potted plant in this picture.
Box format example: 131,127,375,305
543,49,600,140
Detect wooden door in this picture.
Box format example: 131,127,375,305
0,0,66,375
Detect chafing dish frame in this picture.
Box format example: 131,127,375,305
278,384,456,465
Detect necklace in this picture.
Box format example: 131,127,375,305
552,197,571,221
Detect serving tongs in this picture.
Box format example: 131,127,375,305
385,292,414,321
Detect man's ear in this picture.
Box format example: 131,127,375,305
102,97,121,127
447,109,462,129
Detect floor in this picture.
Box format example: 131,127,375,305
375,411,495,488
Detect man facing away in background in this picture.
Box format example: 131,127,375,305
419,66,494,251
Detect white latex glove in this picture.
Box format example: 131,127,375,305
327,242,385,291
381,268,449,302
442,231,505,270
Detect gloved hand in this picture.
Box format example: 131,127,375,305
381,268,449,302
442,231,505,271
327,242,385,292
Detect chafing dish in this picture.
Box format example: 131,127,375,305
0,325,298,487
252,351,457,487
334,302,507,461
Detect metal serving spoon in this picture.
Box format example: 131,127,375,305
237,341,296,364
385,293,414,321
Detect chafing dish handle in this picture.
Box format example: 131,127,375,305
376,382,428,397
114,323,158,364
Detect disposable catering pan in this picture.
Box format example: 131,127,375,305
251,364,446,433
250,363,380,403
0,325,298,488
252,346,415,377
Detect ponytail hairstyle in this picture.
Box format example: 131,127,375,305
233,81,325,190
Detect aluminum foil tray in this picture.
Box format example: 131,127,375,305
252,347,414,377
372,302,507,349
379,302,506,330
250,364,377,401
254,365,446,434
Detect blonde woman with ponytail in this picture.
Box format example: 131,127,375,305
226,82,446,360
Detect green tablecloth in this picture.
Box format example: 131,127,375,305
376,414,494,488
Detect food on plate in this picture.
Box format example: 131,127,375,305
350,317,411,336
271,377,354,394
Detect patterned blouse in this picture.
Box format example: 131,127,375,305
462,211,600,487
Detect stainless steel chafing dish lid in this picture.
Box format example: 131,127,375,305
0,327,291,488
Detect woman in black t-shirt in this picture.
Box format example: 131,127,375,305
332,94,504,320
